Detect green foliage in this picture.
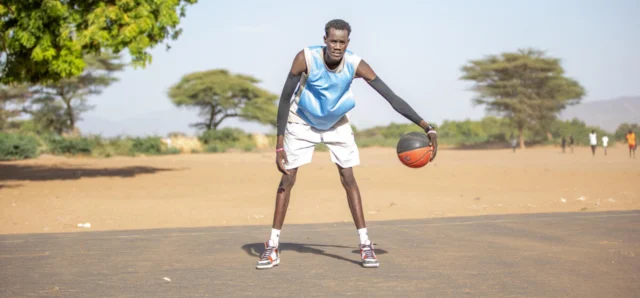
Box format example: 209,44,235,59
20,53,126,133
352,117,610,148
545,118,609,146
0,132,40,160
0,84,31,130
615,123,639,142
44,135,95,155
130,137,163,155
439,117,511,145
460,49,586,148
90,137,134,157
0,0,198,84
168,69,278,131
199,127,256,153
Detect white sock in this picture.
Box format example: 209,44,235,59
357,228,369,245
270,229,281,247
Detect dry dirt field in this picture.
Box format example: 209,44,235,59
1,146,639,235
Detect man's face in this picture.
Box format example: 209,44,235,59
323,28,349,63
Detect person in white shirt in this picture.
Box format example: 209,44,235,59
589,130,597,156
602,135,609,156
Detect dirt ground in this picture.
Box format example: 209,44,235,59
1,145,639,235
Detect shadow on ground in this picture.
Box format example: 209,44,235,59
0,164,176,182
241,242,389,266
0,184,21,189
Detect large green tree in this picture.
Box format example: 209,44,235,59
460,49,586,148
0,0,197,84
23,53,125,134
168,69,278,131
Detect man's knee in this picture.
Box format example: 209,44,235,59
338,167,358,188
279,169,298,191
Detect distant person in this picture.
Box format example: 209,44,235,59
589,130,597,156
510,136,517,153
627,129,636,159
602,135,609,156
569,135,574,153
561,136,567,153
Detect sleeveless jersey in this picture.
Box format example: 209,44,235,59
287,45,362,130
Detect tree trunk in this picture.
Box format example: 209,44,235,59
518,127,525,149
62,96,76,135
213,113,239,131
207,105,217,130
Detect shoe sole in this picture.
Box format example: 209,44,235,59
256,258,280,269
362,262,379,268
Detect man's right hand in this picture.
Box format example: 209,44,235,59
276,149,289,175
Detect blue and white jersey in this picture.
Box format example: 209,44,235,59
288,45,362,130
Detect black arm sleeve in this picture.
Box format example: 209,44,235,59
367,76,424,126
276,72,302,136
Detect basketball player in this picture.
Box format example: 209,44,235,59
256,19,438,269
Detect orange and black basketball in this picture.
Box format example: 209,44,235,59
396,132,433,168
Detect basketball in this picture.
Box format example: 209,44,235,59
396,132,433,168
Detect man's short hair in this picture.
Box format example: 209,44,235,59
325,19,351,36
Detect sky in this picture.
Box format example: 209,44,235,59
78,0,640,137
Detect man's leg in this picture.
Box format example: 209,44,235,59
256,122,317,270
324,122,379,268
337,165,365,230
272,169,298,230
336,165,378,268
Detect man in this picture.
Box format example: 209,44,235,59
256,19,437,269
602,135,609,156
589,130,597,156
569,135,574,153
561,136,566,153
627,129,636,159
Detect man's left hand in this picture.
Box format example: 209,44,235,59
426,125,438,161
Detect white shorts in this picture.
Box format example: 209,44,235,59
283,121,360,169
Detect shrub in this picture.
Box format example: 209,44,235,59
0,133,40,160
199,128,255,153
129,137,163,155
44,135,95,155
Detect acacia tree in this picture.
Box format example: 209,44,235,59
168,69,278,131
0,0,197,84
460,49,586,148
0,84,31,130
23,53,125,134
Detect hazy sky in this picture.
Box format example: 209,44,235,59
78,0,640,137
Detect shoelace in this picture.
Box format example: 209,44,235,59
362,246,375,259
261,246,275,261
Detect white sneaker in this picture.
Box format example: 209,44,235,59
256,240,280,269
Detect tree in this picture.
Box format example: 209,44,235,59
23,53,125,134
0,84,31,130
0,0,197,84
460,49,586,148
168,69,278,131
0,85,29,130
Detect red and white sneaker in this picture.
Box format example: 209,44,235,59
360,240,379,268
256,240,280,269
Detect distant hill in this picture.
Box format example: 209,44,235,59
559,96,640,132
